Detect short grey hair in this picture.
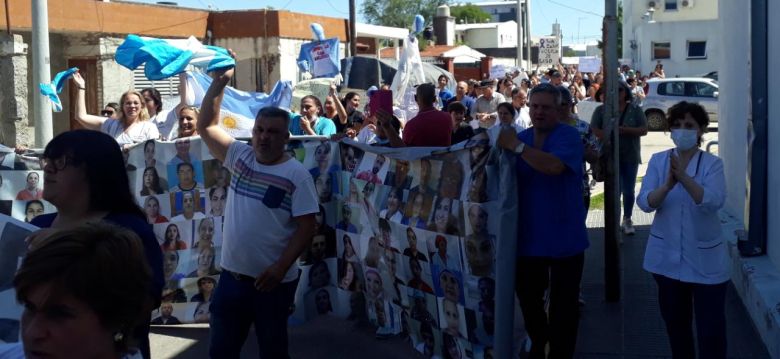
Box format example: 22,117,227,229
528,83,562,107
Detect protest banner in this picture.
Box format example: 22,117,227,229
0,133,516,356
578,56,602,73
576,100,601,124
489,64,508,80
0,215,38,344
538,37,561,68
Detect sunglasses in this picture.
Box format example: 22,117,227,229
101,110,115,116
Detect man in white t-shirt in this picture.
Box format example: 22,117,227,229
512,88,531,130
197,61,319,358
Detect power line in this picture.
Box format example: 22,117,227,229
545,0,602,17
324,0,350,14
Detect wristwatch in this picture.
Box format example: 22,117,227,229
514,141,525,154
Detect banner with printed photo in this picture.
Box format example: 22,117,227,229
0,134,516,356
0,215,38,344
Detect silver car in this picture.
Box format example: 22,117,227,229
642,77,719,131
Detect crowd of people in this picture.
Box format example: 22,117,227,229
0,46,729,359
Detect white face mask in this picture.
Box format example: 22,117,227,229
670,129,699,151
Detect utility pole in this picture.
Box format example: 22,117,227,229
4,0,11,34
348,0,357,58
516,0,522,68
603,0,621,302
32,0,53,147
525,0,532,70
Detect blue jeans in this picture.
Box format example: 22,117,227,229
209,271,299,359
653,274,727,359
619,161,640,219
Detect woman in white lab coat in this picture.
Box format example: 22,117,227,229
637,101,727,359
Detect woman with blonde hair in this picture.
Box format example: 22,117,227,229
175,106,200,139
71,72,159,148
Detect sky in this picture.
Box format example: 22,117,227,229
134,0,604,45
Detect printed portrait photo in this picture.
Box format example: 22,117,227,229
142,194,172,225
339,143,364,175
354,153,389,185
434,153,468,201
432,267,466,305
377,186,407,224
409,158,440,196
401,191,433,230
169,190,205,221
306,140,338,179
462,202,498,277
154,221,193,252
10,199,54,224
167,161,205,192
427,233,463,273
438,297,467,339
202,159,231,189
427,197,464,237
383,159,414,190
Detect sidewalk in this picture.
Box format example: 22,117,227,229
150,209,769,358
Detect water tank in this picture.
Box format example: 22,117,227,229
436,4,451,17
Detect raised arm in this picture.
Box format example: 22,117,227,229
330,84,349,125
196,64,236,163
497,128,568,176
71,72,108,130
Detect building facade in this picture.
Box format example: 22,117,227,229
623,0,719,77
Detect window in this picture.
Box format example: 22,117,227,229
657,82,685,96
652,42,671,60
685,82,717,97
687,41,707,59
133,65,180,97
665,0,678,10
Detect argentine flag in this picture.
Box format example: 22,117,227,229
39,67,79,112
115,35,235,80
184,71,293,138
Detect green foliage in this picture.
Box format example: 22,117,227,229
450,4,491,24
361,0,449,29
563,48,576,57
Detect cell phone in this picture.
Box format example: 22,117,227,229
369,90,393,118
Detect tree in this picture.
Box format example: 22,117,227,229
450,4,491,24
361,0,449,29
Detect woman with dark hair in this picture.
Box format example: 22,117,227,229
24,199,45,223
341,233,358,263
428,197,460,237
332,90,365,134
140,166,164,195
191,276,217,302
338,259,359,291
8,223,153,359
144,195,169,224
637,101,726,359
160,223,187,251
141,88,163,118
71,73,159,147
487,102,521,146
29,129,164,359
289,95,337,136
590,80,648,235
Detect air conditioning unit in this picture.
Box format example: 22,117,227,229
647,1,658,9
681,0,694,8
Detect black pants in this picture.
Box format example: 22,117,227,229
653,274,728,359
515,253,585,359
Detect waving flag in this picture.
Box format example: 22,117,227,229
115,35,235,80
184,71,293,138
38,67,78,112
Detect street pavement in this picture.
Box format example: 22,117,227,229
149,127,771,358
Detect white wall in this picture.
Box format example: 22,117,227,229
716,0,749,224
463,28,500,48
767,0,780,267
629,19,719,76
628,0,718,23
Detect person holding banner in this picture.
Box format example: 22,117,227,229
71,73,160,148
197,58,319,358
289,95,337,136
28,130,164,359
497,83,589,358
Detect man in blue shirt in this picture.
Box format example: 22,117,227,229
497,83,589,359
445,81,476,120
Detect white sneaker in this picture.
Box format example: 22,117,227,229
622,218,635,235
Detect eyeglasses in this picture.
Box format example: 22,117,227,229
41,156,72,172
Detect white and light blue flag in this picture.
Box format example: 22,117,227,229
184,71,293,138
38,67,78,112
115,35,235,80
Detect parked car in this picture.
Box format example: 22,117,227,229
642,77,719,131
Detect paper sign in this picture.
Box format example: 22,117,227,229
489,64,508,79
538,37,560,68
578,56,602,73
